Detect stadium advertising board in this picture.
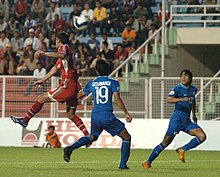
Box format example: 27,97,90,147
0,118,220,150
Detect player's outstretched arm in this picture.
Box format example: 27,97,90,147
113,92,132,123
36,51,66,59
167,96,189,103
33,66,58,86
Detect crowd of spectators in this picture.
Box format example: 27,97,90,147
1,0,211,77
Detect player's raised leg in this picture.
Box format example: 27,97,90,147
11,93,51,127
143,135,174,169
117,128,131,170
176,127,206,162
66,105,89,136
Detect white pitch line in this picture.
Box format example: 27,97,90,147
0,159,220,165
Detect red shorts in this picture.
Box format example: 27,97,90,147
47,80,81,108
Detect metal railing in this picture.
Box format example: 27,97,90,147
1,76,220,120
170,4,220,27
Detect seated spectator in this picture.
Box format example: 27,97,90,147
99,33,113,52
14,0,27,24
43,125,61,148
49,32,57,52
24,41,36,59
20,53,38,75
69,31,80,53
0,31,10,51
0,0,10,21
16,50,25,75
152,14,160,29
4,43,16,75
89,52,106,76
122,23,136,47
137,15,152,45
23,29,40,51
74,44,83,63
87,32,100,57
53,14,68,33
24,14,37,30
91,0,108,35
77,54,88,77
81,2,93,36
148,23,160,53
24,62,47,96
148,23,160,44
133,2,149,20
124,0,136,11
101,40,114,72
35,23,46,38
38,42,48,67
113,44,128,69
38,33,49,50
0,15,8,33
121,5,133,27
45,1,61,31
113,44,129,76
0,46,6,74
11,30,24,53
7,15,20,38
107,6,121,36
32,0,45,20
157,3,170,27
83,45,93,64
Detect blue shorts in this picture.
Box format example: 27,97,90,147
91,111,125,137
166,111,201,137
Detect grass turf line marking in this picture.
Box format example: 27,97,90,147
0,160,220,165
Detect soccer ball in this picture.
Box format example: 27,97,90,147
43,142,51,148
73,15,89,31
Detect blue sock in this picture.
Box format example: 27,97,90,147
119,140,131,168
182,137,202,151
69,136,92,152
147,143,165,164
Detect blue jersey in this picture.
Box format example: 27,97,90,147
168,83,197,116
83,76,120,113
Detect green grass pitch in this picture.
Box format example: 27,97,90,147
0,147,220,177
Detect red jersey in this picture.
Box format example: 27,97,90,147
55,44,78,85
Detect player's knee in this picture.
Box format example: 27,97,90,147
122,133,131,141
198,132,207,142
37,94,46,103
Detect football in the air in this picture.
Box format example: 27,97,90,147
73,15,89,31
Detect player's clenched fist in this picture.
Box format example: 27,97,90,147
34,51,42,58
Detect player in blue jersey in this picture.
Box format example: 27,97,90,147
143,69,206,169
63,59,132,169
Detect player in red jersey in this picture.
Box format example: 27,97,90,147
11,32,89,136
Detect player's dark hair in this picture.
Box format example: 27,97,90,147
180,69,193,85
57,32,69,44
48,125,55,130
95,59,110,76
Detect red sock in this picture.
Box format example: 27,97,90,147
23,101,44,123
71,115,89,136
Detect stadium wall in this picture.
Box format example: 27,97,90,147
1,118,219,150
155,28,220,77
